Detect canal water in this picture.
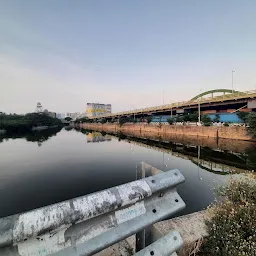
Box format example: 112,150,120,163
0,127,255,218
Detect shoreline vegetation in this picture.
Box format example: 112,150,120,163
74,112,256,141
197,174,256,255
0,112,63,133
0,126,62,145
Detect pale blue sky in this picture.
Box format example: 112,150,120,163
1,0,256,113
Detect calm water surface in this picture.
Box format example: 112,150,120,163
0,127,253,218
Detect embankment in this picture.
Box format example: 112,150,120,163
80,123,254,142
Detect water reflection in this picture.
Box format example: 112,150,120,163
0,127,254,218
245,145,256,170
64,126,73,131
80,129,255,173
86,131,112,143
0,127,62,147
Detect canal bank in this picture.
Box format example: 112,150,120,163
80,123,254,141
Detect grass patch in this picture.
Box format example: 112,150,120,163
198,174,256,255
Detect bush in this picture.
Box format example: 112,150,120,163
201,115,212,126
100,118,107,124
245,146,256,170
190,112,199,122
199,175,256,256
145,116,153,124
247,112,256,138
119,117,128,126
176,115,184,123
0,112,62,132
167,118,174,125
74,117,90,123
213,114,220,123
183,114,191,122
223,122,229,127
64,117,72,121
237,112,249,123
132,118,137,124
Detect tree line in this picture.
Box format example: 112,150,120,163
0,112,63,132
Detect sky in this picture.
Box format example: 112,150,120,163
1,0,256,114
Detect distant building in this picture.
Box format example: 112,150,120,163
43,109,56,118
86,103,112,117
35,102,43,113
63,112,80,120
65,113,72,118
76,112,87,119
56,113,62,119
57,112,83,120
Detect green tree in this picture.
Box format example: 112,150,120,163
176,115,184,122
213,114,220,123
183,114,191,122
0,113,62,132
237,111,249,123
167,117,174,125
145,116,153,124
119,117,128,126
100,118,107,124
74,117,90,123
201,114,212,126
247,112,256,138
64,117,72,121
190,112,199,122
182,113,198,122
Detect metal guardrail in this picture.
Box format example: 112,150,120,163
0,165,185,256
136,230,183,256
89,89,256,119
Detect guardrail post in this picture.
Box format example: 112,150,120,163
136,162,160,252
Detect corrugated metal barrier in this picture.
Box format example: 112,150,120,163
0,163,186,256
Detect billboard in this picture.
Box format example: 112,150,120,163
86,103,112,117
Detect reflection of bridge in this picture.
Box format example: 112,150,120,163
109,134,249,174
90,89,256,120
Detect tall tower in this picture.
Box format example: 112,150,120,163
35,102,43,113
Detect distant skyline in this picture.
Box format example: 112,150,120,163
1,0,256,114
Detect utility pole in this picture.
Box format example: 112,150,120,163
232,70,235,93
131,105,135,122
198,89,202,124
198,101,201,124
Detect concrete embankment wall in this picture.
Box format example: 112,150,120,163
80,123,254,141
95,210,208,256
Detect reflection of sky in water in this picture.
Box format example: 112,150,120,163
0,129,247,218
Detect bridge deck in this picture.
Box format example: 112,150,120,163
90,90,256,119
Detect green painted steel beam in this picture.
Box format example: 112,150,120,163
190,89,242,101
